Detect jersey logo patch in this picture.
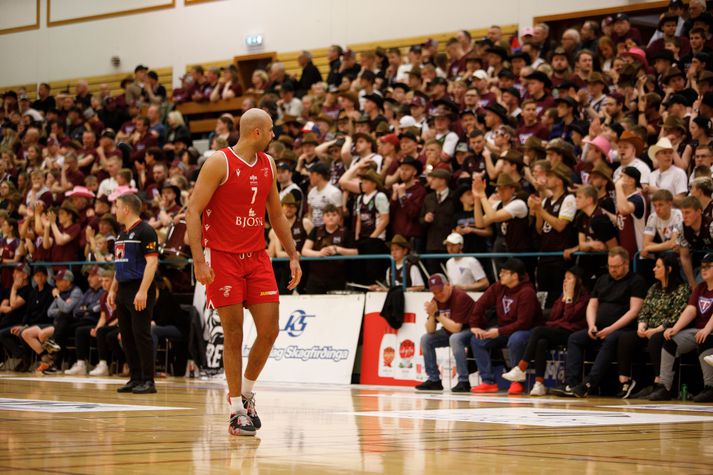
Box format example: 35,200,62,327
699,297,713,315
206,209,212,217
204,224,210,231
262,168,270,178
115,242,125,259
502,296,514,314
146,241,156,251
250,175,258,184
129,232,135,239
236,169,241,177
219,285,232,297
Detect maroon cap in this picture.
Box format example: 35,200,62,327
378,133,399,147
410,96,427,108
428,273,448,290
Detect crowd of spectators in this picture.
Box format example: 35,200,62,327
2,1,713,397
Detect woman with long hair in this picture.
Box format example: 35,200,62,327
503,267,589,396
621,254,690,399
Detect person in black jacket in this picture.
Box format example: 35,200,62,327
420,169,456,274
0,266,53,372
151,275,190,375
296,51,323,98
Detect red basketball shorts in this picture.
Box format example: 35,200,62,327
204,248,279,309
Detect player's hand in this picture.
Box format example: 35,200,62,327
194,261,215,286
287,256,302,290
134,289,147,311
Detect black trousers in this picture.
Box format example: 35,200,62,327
116,281,155,383
74,324,98,361
96,325,121,362
617,330,665,378
521,326,571,378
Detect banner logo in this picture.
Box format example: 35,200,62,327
281,309,315,337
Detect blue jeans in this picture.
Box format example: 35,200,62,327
565,328,622,388
420,328,473,382
470,330,531,384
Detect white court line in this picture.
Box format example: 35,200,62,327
0,397,187,413
339,407,713,427
603,404,713,413
358,392,584,404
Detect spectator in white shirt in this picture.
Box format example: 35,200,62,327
613,131,651,193
648,137,688,203
306,162,342,227
641,189,683,259
444,232,489,291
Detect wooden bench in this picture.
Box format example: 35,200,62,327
47,66,173,99
0,83,38,101
176,96,260,134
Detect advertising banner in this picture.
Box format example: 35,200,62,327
242,294,365,384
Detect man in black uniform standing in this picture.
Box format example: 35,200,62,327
108,193,159,394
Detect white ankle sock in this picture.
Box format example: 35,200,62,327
242,377,255,397
230,396,246,415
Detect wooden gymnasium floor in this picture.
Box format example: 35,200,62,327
1,374,712,474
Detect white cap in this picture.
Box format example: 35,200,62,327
399,115,417,128
443,232,464,245
472,69,488,80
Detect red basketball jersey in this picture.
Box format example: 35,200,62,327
202,147,274,253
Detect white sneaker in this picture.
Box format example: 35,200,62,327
705,355,713,368
64,360,87,375
89,361,109,376
502,366,527,382
529,381,547,396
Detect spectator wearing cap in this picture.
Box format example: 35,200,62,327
524,71,555,117
296,133,323,180
378,235,425,291
647,13,691,60
610,13,643,46
63,267,106,375
306,162,342,228
377,134,400,176
516,99,551,143
586,72,609,114
389,156,427,250
22,268,83,373
558,247,647,398
529,163,577,307
302,204,357,294
276,161,304,217
485,45,509,80
469,258,542,394
641,189,683,262
473,172,531,258
649,137,688,200
550,47,572,89
342,132,383,173
614,166,648,259
678,194,713,287
613,130,651,189
549,96,578,142
420,169,456,272
415,272,478,392
471,70,496,108
443,232,489,291
650,251,713,402
429,106,459,158
361,93,387,130
354,169,390,242
0,266,53,372
0,263,31,332
589,162,617,214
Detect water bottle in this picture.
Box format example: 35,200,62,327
681,384,688,401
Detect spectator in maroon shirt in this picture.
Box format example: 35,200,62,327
129,116,157,163
44,201,82,264
610,13,644,47
77,130,98,174
59,153,85,191
389,156,426,250
446,37,467,79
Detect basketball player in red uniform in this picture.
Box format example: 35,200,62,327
187,108,301,436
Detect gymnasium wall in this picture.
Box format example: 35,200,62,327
0,0,659,87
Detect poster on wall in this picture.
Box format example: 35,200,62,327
242,294,365,385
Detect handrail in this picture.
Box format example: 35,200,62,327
8,249,701,291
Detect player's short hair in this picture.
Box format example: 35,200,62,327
116,193,142,215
